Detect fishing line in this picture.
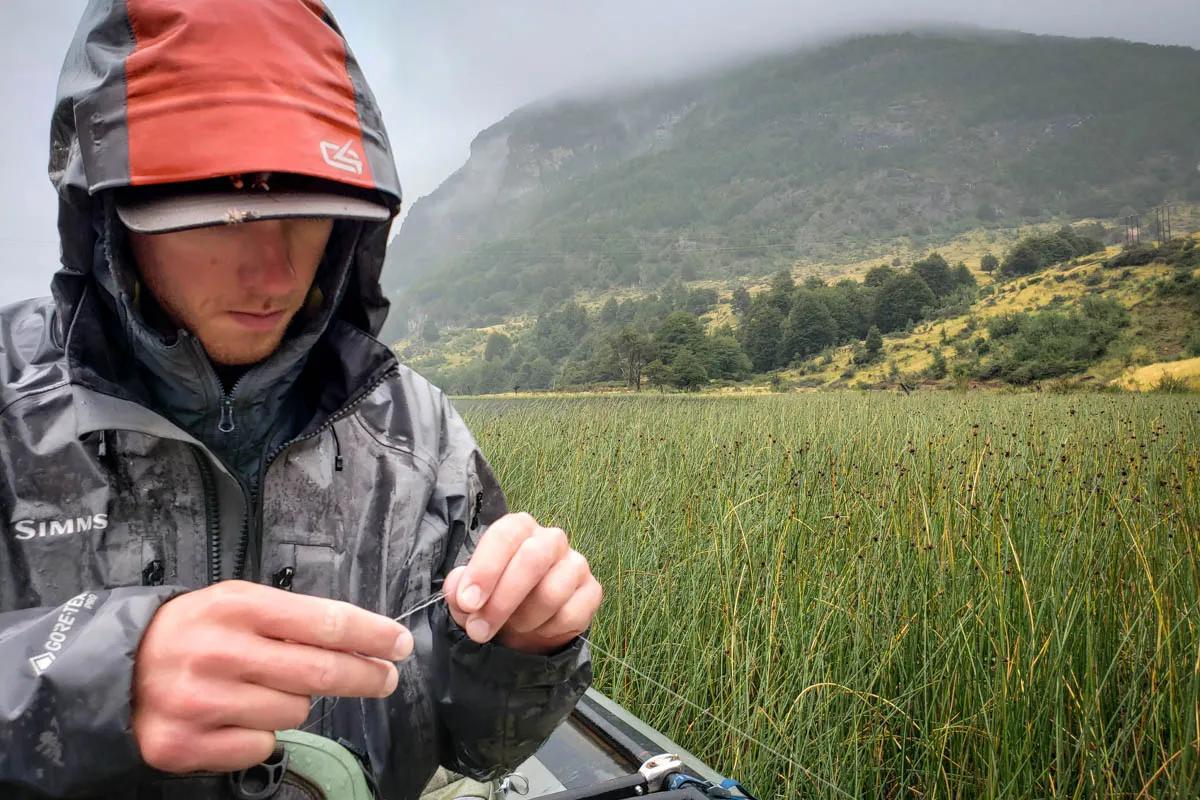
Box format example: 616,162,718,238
577,633,852,799
302,591,852,798
392,590,446,622
299,592,449,733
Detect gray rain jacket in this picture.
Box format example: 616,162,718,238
0,2,590,798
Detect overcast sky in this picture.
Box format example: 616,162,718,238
3,0,1199,304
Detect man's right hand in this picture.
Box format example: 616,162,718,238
132,581,413,774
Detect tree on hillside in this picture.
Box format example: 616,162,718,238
1000,242,1042,278
706,328,753,379
610,325,655,390
980,254,999,274
911,253,955,298
517,357,555,391
864,265,896,287
731,286,752,317
853,325,884,365
599,297,620,327
865,325,883,358
655,311,708,366
766,270,796,314
874,273,935,332
484,332,512,362
671,348,708,391
783,290,837,362
819,285,862,343
740,301,786,372
532,301,590,362
928,347,948,379
952,262,977,290
645,359,674,391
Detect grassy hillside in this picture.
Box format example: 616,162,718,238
790,234,1200,389
395,218,1200,395
383,30,1200,337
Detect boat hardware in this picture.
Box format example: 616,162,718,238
534,754,684,799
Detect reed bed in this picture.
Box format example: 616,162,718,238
458,393,1200,799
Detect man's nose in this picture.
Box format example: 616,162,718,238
238,221,297,297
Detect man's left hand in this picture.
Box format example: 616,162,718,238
444,513,602,655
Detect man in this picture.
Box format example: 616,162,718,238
0,1,600,798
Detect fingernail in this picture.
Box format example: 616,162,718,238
391,628,413,660
460,584,482,611
466,618,490,642
384,665,399,694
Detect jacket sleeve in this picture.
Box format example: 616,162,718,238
423,397,592,779
0,586,186,797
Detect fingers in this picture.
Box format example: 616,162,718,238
454,512,540,614
496,573,603,654
460,525,570,642
539,575,604,639
502,550,588,634
218,583,411,661
136,720,277,774
164,680,313,732
236,636,400,699
199,727,280,773
444,512,602,652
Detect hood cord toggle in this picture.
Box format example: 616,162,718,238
330,425,344,472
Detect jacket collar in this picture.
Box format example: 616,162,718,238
65,204,398,482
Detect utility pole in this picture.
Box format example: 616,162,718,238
1151,204,1177,244
1124,214,1141,246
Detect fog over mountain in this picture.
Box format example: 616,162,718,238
2,0,1199,304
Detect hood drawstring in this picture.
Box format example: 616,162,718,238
330,424,344,472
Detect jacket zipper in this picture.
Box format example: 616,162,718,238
232,363,399,581
191,446,223,586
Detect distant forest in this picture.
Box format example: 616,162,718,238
407,229,1200,394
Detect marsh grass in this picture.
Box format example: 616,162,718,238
459,393,1200,799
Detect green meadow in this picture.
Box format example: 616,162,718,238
459,393,1200,799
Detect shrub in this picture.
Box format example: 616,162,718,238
1105,243,1157,268
976,298,1129,384
1185,329,1200,358
1153,373,1192,394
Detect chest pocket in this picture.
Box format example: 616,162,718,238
6,433,203,607
267,542,337,599
258,420,437,613
99,433,204,589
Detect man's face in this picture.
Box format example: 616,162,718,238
129,218,334,366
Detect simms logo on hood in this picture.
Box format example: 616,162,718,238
13,515,108,541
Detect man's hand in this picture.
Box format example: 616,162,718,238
445,512,602,655
132,581,413,774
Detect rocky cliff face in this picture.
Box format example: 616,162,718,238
391,90,700,281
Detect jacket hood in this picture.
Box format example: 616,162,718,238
49,0,403,342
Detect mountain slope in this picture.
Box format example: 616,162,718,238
382,30,1200,341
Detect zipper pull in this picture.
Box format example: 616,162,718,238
142,559,165,586
218,398,236,433
272,566,295,591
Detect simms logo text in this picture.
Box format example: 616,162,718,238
14,514,108,540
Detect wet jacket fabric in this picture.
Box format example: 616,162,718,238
0,1,591,798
